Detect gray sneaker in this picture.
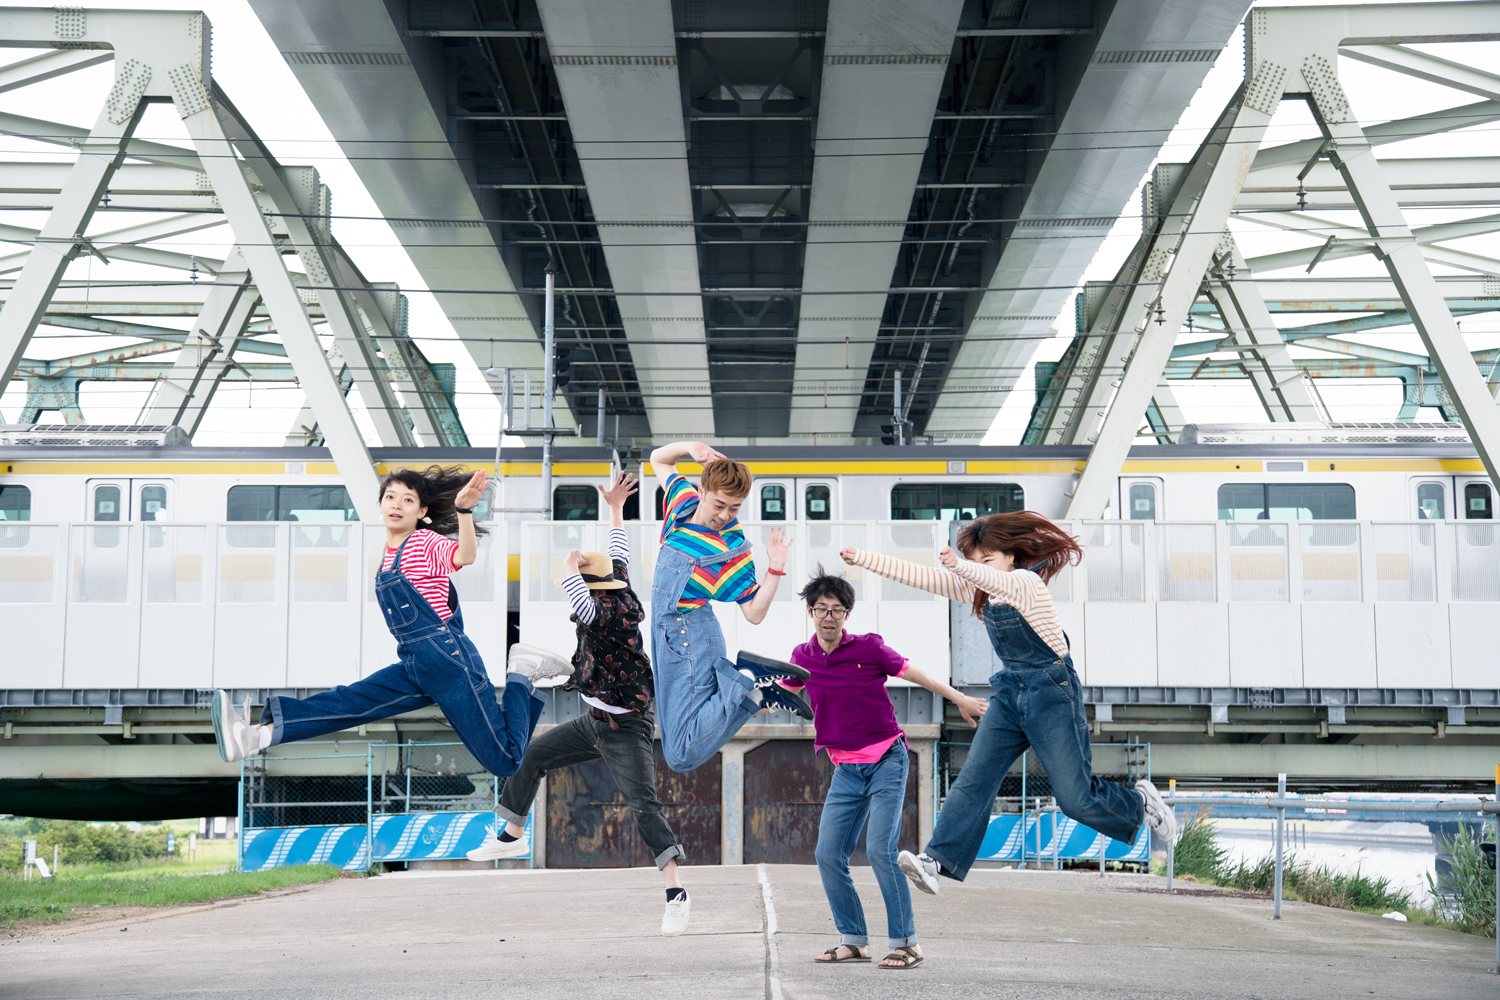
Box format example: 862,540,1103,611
507,643,573,686
211,690,259,763
1135,778,1178,844
898,850,940,895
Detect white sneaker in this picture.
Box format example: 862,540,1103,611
211,690,259,763
662,891,690,936
898,851,940,895
1135,778,1178,844
507,643,574,686
465,831,530,862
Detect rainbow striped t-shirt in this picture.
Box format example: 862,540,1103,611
660,473,760,612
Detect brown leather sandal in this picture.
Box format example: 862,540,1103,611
879,946,923,969
815,944,870,963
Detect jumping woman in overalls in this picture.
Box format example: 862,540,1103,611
648,441,813,773
211,466,570,770
841,511,1177,893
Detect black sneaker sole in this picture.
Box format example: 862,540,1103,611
738,651,811,681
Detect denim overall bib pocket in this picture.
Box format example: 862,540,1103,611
651,539,750,673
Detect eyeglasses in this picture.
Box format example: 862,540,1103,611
810,607,848,620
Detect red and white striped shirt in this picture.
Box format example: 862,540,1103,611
382,529,461,621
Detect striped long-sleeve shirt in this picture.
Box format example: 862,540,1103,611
560,527,631,625
848,549,1069,658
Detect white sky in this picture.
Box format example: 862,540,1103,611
0,0,1495,446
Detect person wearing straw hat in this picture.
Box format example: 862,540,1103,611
468,471,693,936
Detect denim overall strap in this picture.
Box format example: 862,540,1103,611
692,538,752,570
981,602,1064,668
378,535,448,642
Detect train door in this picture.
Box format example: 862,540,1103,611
1119,476,1164,520
797,479,837,521
85,478,174,522
1411,477,1452,520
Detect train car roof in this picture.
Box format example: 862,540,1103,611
0,443,1485,464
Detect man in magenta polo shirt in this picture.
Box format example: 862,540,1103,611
784,568,986,971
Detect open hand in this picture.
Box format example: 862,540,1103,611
766,527,792,570
688,441,727,466
838,546,857,566
938,545,959,570
957,694,988,728
598,469,639,509
455,470,488,510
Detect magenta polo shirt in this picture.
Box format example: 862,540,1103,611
786,631,908,758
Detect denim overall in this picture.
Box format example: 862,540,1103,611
650,541,759,772
924,596,1144,881
261,532,545,777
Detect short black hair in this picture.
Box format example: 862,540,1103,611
798,565,855,611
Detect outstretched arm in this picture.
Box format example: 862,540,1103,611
838,547,974,603
649,440,726,494
900,664,987,728
940,545,1036,608
741,527,790,625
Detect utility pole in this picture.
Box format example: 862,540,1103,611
541,261,557,513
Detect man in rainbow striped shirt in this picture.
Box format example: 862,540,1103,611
649,440,813,772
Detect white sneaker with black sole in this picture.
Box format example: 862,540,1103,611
507,643,574,686
662,891,691,936
1134,778,1177,844
465,832,530,862
898,850,940,895
210,689,260,763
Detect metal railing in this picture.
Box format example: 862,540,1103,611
1163,769,1500,970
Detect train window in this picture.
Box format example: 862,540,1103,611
552,485,598,521
760,484,786,521
655,486,665,521
1417,483,1445,520
1465,482,1492,520
1128,483,1156,520
227,485,357,522
0,485,29,521
0,485,30,549
805,484,831,521
93,484,121,521
1216,484,1355,520
139,485,168,521
890,483,1024,520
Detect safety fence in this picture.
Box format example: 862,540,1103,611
0,521,509,691
1164,770,1500,967
237,741,531,873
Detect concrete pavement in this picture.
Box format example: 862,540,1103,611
2,864,1494,998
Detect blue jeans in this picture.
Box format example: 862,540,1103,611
927,662,1143,881
263,659,546,779
815,742,917,951
651,546,759,773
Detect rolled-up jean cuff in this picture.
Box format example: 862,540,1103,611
494,803,530,827
888,935,919,950
653,844,687,870
840,934,870,947
505,673,536,696
258,697,286,747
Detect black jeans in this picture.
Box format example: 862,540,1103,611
497,704,685,870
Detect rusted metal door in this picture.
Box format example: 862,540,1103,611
545,744,721,867
744,741,918,864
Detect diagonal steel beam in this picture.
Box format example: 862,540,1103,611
0,49,113,93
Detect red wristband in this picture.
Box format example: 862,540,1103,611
767,568,786,577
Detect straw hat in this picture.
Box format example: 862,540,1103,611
555,551,628,590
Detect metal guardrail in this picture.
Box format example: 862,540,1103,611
1164,768,1500,972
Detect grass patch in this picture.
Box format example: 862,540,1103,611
0,865,343,928
1427,821,1496,938
1155,808,1413,914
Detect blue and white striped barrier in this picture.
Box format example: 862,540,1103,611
976,813,1150,863
240,810,533,871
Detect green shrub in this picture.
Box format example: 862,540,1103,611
0,819,172,870
1428,821,1495,938
1171,808,1228,881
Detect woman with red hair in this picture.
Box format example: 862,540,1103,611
840,511,1175,894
